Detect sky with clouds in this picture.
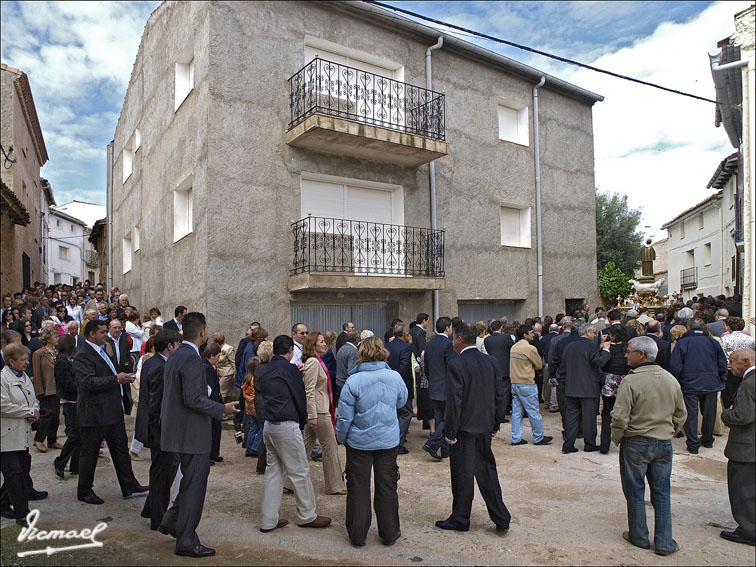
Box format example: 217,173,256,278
0,1,748,238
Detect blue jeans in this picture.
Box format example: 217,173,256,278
511,384,544,443
244,415,263,455
619,437,676,552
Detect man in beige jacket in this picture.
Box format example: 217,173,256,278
509,324,552,446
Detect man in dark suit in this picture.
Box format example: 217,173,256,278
645,321,671,371
334,321,355,354
409,313,429,359
561,324,611,453
158,312,237,558
484,320,514,420
163,305,187,334
66,321,86,351
601,310,636,340
436,322,510,533
549,319,580,432
135,330,182,530
73,320,148,505
105,319,133,412
423,316,456,460
720,348,755,546
386,324,414,454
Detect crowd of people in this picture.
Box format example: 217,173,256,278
1,282,754,558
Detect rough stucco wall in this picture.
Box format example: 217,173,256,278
113,2,210,318
0,69,44,294
114,0,598,338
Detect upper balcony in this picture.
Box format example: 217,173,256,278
85,249,100,267
286,58,449,167
289,215,446,292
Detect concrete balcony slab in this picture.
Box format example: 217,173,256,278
289,273,446,292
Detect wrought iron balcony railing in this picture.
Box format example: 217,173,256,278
291,216,445,278
288,58,445,141
85,249,99,267
680,267,697,289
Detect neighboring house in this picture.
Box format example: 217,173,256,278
709,5,754,329
53,201,106,285
109,1,603,340
0,63,51,294
662,162,739,301
88,218,108,286
47,206,87,285
54,200,106,230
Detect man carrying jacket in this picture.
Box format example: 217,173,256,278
669,318,728,454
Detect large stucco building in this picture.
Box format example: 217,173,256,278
0,63,51,294
110,1,603,339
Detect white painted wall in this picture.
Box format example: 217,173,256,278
47,210,86,285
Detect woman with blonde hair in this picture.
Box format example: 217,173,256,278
253,340,273,474
212,332,237,404
31,325,60,452
286,332,346,495
337,336,407,546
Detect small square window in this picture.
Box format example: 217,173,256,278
58,245,70,261
500,205,531,248
698,212,704,230
173,176,193,242
498,105,529,146
122,236,133,274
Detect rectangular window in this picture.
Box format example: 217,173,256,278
56,218,60,227
173,178,193,242
134,129,141,151
122,235,133,274
498,105,529,146
133,227,140,251
175,44,194,111
70,223,74,232
500,205,532,248
680,221,685,239
698,212,704,230
704,242,712,266
122,139,133,183
58,245,70,261
684,249,695,268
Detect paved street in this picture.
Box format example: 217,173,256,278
2,412,754,566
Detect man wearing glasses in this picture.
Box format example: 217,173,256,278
290,323,308,367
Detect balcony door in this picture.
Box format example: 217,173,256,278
300,175,404,275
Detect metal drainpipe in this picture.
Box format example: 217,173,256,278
107,141,114,291
533,75,546,318
426,36,443,323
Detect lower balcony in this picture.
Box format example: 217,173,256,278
680,267,697,290
289,216,445,292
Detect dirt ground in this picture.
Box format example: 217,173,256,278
2,412,754,566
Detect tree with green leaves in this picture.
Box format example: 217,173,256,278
597,262,633,304
595,189,644,275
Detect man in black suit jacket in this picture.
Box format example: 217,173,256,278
645,322,672,371
135,330,182,530
409,313,429,359
549,319,581,432
386,325,414,453
73,320,148,505
484,320,514,419
158,313,237,558
561,324,611,453
601,310,637,340
334,321,355,354
423,317,456,460
436,322,510,533
105,319,133,413
162,305,187,334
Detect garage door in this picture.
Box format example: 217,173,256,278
291,303,387,339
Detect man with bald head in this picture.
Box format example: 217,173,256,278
720,348,755,546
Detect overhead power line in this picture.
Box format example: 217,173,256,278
364,0,723,105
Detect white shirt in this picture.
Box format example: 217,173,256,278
291,341,303,365
460,345,477,354
67,304,84,323
173,318,183,331
125,321,146,353
182,340,201,358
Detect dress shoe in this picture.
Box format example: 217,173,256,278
140,509,151,519
584,447,600,452
28,490,48,501
701,441,714,448
245,451,258,457
622,530,650,549
688,447,699,455
1,508,15,519
496,524,510,533
435,519,468,532
129,451,144,461
720,530,756,546
600,450,609,455
298,515,331,528
328,490,347,495
381,530,401,545
534,436,553,446
213,456,224,462
562,447,578,454
260,518,289,533
158,524,177,538
548,408,560,413
123,485,149,498
398,446,409,455
175,544,216,558
423,444,442,461
34,441,47,453
54,464,65,479
49,442,63,450
502,418,510,423
511,439,528,446
654,542,680,556
78,493,104,505
283,487,294,494
675,430,685,438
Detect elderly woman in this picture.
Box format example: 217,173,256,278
286,332,346,495
1,342,45,526
211,332,237,403
721,317,755,409
125,309,146,369
31,325,60,452
148,307,165,328
336,336,408,547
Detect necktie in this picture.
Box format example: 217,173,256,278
99,346,118,375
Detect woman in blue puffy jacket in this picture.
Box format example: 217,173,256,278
336,336,408,547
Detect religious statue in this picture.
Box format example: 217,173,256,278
640,238,656,278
